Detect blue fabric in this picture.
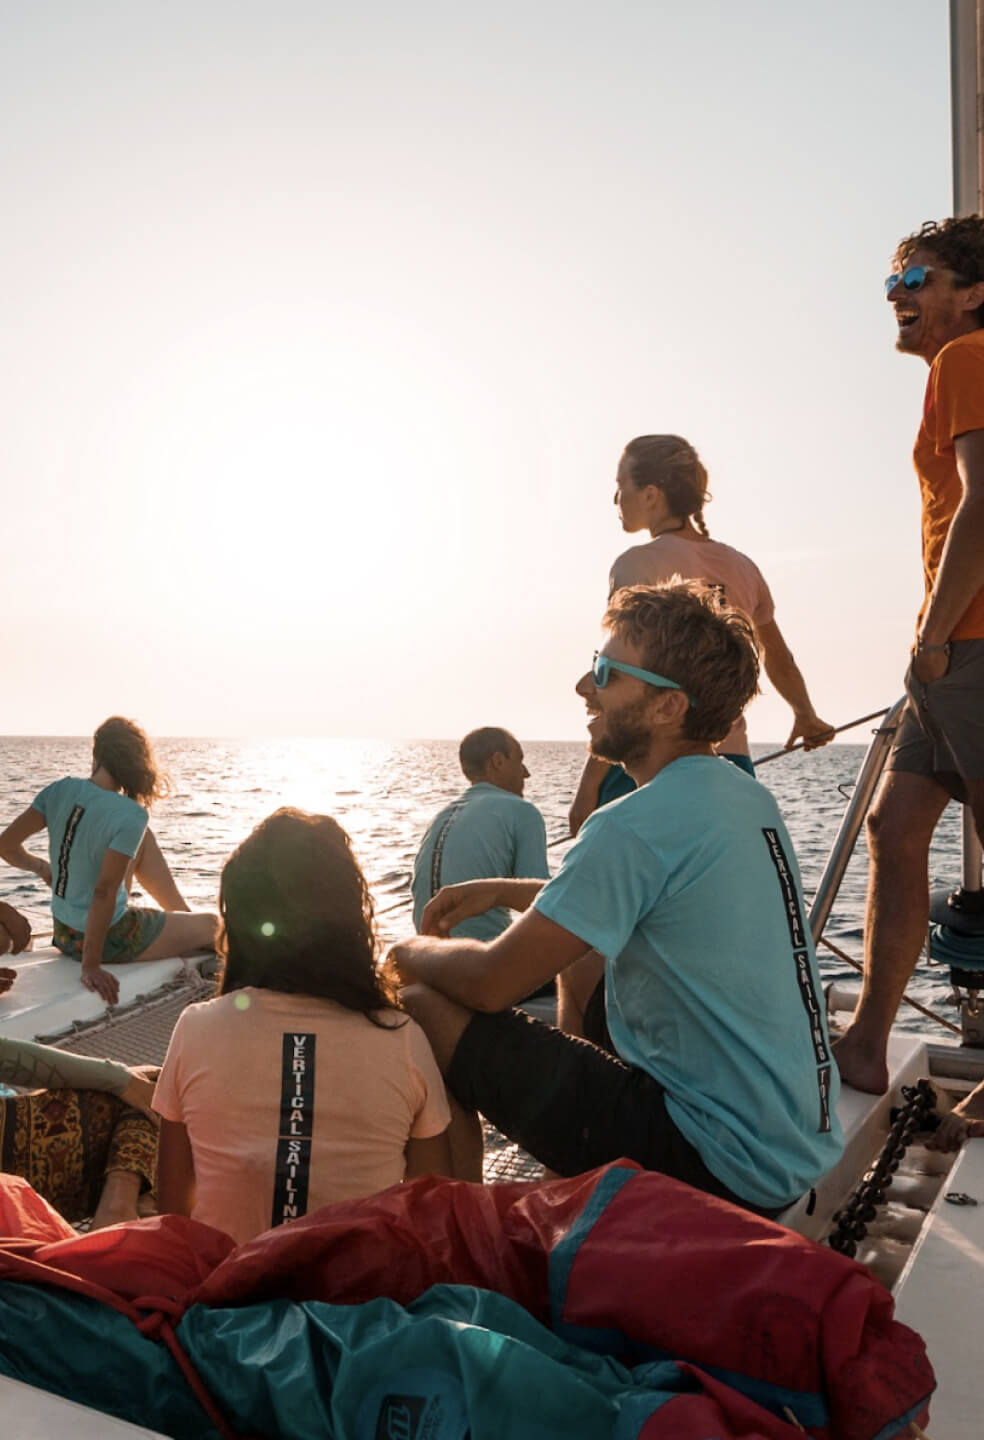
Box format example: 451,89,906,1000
549,1164,637,1335
0,1279,710,1440
32,778,148,931
412,783,549,940
182,1288,668,1440
720,752,755,777
0,1283,219,1438
597,766,638,807
534,756,842,1209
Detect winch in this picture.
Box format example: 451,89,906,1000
929,825,984,1047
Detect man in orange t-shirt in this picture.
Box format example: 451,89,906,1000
835,217,984,1094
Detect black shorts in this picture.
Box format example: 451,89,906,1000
447,982,778,1215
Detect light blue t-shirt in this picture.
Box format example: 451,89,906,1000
33,777,149,931
412,783,549,941
534,755,843,1209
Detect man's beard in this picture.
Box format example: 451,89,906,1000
589,696,655,770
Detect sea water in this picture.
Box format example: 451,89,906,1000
0,734,968,1038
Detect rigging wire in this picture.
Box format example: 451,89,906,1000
819,934,961,1036
754,708,891,767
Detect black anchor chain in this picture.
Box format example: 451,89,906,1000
827,1079,938,1258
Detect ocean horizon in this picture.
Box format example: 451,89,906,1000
0,733,968,1041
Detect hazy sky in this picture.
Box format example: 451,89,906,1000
2,1,954,741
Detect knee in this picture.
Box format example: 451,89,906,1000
866,803,931,861
399,981,444,1025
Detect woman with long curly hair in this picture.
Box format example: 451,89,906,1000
0,716,217,1004
153,808,451,1244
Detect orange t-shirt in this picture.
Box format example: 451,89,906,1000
153,988,450,1245
914,328,984,639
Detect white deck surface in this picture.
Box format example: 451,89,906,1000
0,1374,169,1438
0,946,190,1041
894,1138,984,1440
782,1031,929,1239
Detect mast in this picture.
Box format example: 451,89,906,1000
951,2,984,893
951,0,984,214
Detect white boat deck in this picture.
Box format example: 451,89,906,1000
0,946,198,1042
781,1031,929,1239
0,1374,169,1438
894,1138,984,1440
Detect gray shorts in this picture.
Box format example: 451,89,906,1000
889,639,984,799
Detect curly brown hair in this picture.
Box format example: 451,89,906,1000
621,435,713,538
894,216,984,325
604,580,760,744
217,807,404,1027
92,717,169,808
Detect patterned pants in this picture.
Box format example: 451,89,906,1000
0,1089,157,1224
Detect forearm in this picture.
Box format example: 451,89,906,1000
762,649,818,718
569,755,608,836
919,492,984,642
0,841,47,878
82,889,118,970
0,1036,130,1094
397,936,503,1009
489,878,544,911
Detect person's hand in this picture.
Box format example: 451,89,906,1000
36,861,52,888
927,1081,984,1151
0,967,16,996
0,902,31,954
785,714,836,751
420,880,501,936
912,645,951,686
926,1110,984,1152
120,1065,161,1121
81,962,119,1006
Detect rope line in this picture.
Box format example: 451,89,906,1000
819,934,961,1035
754,708,891,767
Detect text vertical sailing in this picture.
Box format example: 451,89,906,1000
272,1032,316,1228
55,805,86,899
762,828,832,1133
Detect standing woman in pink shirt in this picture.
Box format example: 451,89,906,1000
154,808,452,1245
569,435,835,835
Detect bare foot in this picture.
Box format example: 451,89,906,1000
90,1169,142,1230
832,1027,889,1095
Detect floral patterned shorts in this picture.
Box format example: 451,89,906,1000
53,906,167,964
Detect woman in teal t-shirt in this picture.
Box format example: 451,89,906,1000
0,716,217,1005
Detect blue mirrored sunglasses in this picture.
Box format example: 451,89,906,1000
884,265,935,297
591,651,696,708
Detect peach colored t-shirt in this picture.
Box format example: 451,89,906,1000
609,533,775,755
914,328,984,640
153,988,450,1244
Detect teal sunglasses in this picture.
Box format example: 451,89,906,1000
884,264,936,297
592,651,695,708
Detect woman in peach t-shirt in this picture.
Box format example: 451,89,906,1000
569,435,834,834
154,808,451,1245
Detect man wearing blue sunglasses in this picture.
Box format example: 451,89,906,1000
835,216,984,1095
388,581,843,1216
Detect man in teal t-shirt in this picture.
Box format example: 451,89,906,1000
411,728,549,942
389,582,843,1215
